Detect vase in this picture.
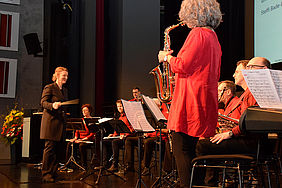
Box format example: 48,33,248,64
10,139,22,164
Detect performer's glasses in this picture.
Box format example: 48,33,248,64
246,65,266,69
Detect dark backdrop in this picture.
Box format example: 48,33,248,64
43,0,247,116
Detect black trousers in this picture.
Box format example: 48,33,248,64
124,137,138,167
196,136,259,185
196,136,258,156
124,136,163,169
103,138,124,167
142,137,158,168
172,132,199,187
42,140,63,177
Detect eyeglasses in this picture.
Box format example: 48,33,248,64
246,64,266,69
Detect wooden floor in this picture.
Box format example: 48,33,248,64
1,159,282,188
0,159,178,188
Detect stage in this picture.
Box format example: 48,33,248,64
0,159,170,188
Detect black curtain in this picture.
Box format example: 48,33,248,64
163,0,245,82
44,0,81,116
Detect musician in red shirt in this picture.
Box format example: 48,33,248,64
196,57,271,186
65,104,95,168
129,87,142,102
105,100,135,172
158,0,222,186
217,80,241,133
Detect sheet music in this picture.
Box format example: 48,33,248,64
242,69,282,109
142,95,167,122
270,70,282,99
98,117,113,124
121,99,155,132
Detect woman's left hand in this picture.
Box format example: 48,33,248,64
158,50,173,63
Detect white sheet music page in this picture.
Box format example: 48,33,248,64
121,99,155,132
98,117,113,124
242,69,282,109
142,95,167,122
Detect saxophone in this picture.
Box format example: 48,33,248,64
150,22,185,103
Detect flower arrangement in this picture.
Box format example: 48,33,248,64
1,105,24,145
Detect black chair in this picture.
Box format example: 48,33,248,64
190,154,256,188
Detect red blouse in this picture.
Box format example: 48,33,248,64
167,27,222,138
113,113,134,136
75,118,95,141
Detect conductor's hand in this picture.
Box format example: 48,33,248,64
52,102,61,110
210,132,231,144
108,134,114,137
158,50,173,63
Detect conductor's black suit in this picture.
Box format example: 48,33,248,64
40,82,68,178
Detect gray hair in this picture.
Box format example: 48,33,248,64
179,0,222,29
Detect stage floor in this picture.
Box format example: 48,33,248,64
1,159,281,187
0,159,174,188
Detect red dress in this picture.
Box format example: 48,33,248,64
167,27,222,138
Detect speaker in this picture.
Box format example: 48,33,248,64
23,33,43,55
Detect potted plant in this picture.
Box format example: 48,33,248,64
1,105,24,164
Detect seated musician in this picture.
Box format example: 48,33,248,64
196,57,271,185
129,87,142,102
217,80,241,133
65,104,95,168
124,98,168,175
104,99,135,172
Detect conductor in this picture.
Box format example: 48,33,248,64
40,67,68,183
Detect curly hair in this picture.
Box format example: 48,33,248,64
179,0,222,29
52,67,68,82
81,104,94,114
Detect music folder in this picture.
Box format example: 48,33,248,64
66,118,85,131
95,118,115,136
83,117,100,133
121,99,155,133
109,119,131,134
142,95,167,128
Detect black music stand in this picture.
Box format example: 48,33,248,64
80,119,127,184
142,95,168,188
63,118,87,171
109,119,131,134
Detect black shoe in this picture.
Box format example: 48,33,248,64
42,174,55,183
141,167,150,176
108,164,118,172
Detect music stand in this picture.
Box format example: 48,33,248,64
80,119,127,184
109,119,131,134
63,118,87,171
120,99,156,188
142,95,167,188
